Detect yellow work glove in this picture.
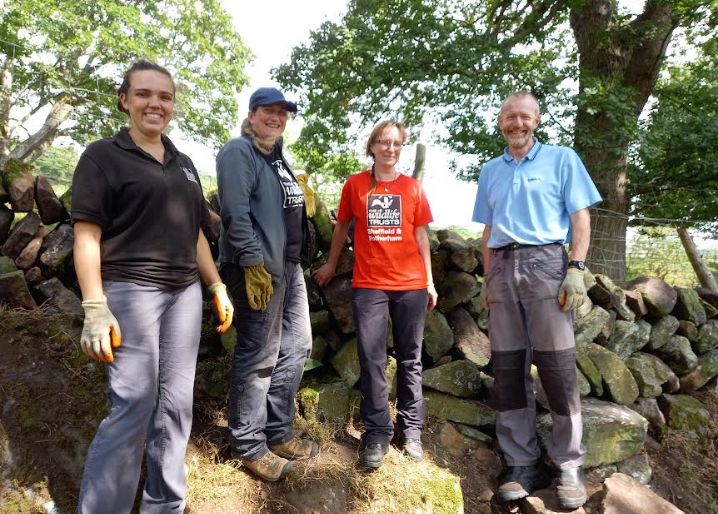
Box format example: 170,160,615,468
208,282,234,333
296,174,316,218
244,264,273,311
81,297,122,363
558,268,587,312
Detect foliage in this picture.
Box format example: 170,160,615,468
0,0,251,165
33,145,78,187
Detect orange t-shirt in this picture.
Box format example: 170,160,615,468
337,171,433,290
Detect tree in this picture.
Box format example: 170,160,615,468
33,145,78,188
275,0,716,279
0,0,251,171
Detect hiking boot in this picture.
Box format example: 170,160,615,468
497,463,552,502
240,451,292,482
360,443,389,469
269,437,319,461
557,467,587,509
403,438,423,462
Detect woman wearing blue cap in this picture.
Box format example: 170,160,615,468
216,87,318,481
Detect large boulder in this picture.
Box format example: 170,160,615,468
1,211,41,259
574,305,611,350
423,390,495,427
39,223,75,275
35,175,70,224
602,473,685,514
449,307,490,368
651,335,698,375
422,360,482,398
645,315,679,351
672,287,707,326
34,278,83,316
437,271,479,312
539,398,647,468
297,380,359,423
586,343,639,405
2,159,35,212
658,394,710,434
423,309,454,362
603,320,639,360
679,349,718,392
692,319,718,355
626,352,674,398
625,276,678,318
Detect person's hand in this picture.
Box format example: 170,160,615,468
312,263,336,287
208,282,234,332
81,297,122,363
427,284,438,310
558,268,587,312
297,174,316,218
244,264,273,311
478,281,489,311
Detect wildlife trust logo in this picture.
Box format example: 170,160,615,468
367,194,401,227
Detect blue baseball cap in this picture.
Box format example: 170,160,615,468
248,87,298,113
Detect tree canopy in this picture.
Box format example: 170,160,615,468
0,0,251,169
275,0,717,279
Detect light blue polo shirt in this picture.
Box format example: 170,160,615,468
472,139,602,248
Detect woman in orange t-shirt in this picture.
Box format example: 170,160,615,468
313,120,437,469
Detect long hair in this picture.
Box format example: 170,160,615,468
365,120,406,195
117,59,175,114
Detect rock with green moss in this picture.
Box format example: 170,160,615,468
626,276,678,318
330,338,360,386
310,335,328,362
634,319,651,351
439,233,479,273
672,287,707,326
0,256,17,274
311,195,334,252
452,422,493,444
576,350,603,397
35,175,69,224
1,212,41,259
603,320,639,360
437,271,479,312
386,356,397,400
677,320,698,342
424,390,495,427
645,315,679,351
701,298,718,319
616,454,652,485
423,308,454,361
626,352,674,398
586,343,639,405
34,277,82,316
539,398,647,468
693,320,718,355
0,270,37,309
422,360,481,398
39,223,74,274
309,310,331,336
658,394,710,434
629,397,667,440
574,306,611,350
450,307,490,368
60,186,73,216
438,421,483,456
578,370,591,397
679,349,718,392
652,335,698,375
297,380,360,423
2,159,35,212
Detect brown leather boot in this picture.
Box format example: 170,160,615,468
241,451,292,482
269,437,319,460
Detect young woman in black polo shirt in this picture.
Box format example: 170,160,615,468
71,60,233,514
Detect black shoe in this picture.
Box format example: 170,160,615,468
557,467,587,509
497,463,552,502
403,438,423,462
360,443,389,469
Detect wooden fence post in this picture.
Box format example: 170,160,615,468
677,226,718,292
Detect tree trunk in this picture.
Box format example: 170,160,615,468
677,227,718,292
412,143,426,182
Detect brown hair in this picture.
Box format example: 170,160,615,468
117,59,175,114
365,120,406,195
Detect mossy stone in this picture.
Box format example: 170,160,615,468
423,390,495,427
659,394,710,433
422,360,482,398
586,343,639,405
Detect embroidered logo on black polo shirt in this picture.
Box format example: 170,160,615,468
182,167,198,184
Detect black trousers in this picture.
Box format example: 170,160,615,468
352,287,428,444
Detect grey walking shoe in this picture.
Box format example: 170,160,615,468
497,462,552,502
557,467,587,509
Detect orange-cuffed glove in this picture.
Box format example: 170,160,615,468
244,263,273,311
208,282,234,332
297,174,316,218
80,297,122,363
558,268,587,312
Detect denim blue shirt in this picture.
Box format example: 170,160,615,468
472,140,602,248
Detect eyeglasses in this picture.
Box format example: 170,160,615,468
376,139,404,150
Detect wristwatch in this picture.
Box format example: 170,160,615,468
568,260,586,271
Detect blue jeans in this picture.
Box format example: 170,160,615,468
221,261,312,460
76,280,202,514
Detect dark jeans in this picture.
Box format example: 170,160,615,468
220,261,312,460
352,287,428,445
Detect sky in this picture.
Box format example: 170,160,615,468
176,0,481,232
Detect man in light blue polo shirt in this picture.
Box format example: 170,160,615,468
473,91,601,509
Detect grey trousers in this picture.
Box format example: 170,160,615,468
76,280,202,514
486,244,586,470
353,288,428,445
221,261,312,460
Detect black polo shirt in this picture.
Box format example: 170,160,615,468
71,128,210,290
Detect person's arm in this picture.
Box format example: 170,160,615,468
74,221,104,300
196,230,221,285
414,225,437,310
569,208,591,261
312,219,351,287
481,225,492,277
196,230,233,332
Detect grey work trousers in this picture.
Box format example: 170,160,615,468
76,280,202,514
486,243,586,470
221,261,312,460
353,288,428,445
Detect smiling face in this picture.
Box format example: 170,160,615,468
498,95,541,152
119,69,175,139
369,125,404,168
248,103,289,139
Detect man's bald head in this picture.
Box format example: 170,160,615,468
499,91,540,119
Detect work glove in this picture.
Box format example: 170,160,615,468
208,282,234,333
297,174,316,218
558,268,587,312
478,280,489,311
80,297,122,363
244,263,273,311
